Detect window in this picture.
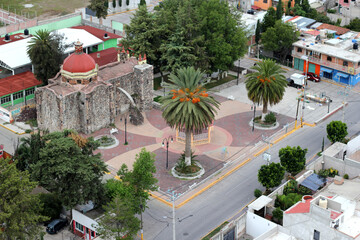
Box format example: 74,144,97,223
297,47,302,53
313,230,320,240
344,0,348,3
327,56,332,62
12,92,23,100
1,95,11,104
343,61,348,66
263,0,267,3
25,88,35,96
75,222,84,232
358,62,360,66
91,231,95,237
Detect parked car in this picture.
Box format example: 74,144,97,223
287,73,306,88
46,219,67,234
302,72,321,82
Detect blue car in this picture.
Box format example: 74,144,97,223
46,219,67,234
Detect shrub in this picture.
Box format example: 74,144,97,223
318,169,329,178
275,193,302,210
175,151,200,174
328,167,339,177
25,129,32,134
254,189,263,198
344,174,349,179
272,207,283,220
298,185,312,195
327,9,336,13
38,193,62,222
264,112,276,123
283,179,298,195
318,168,339,178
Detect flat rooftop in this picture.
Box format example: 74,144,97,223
293,33,360,62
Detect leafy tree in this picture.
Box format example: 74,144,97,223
255,20,261,45
38,193,63,221
0,159,48,239
96,197,140,240
126,0,130,6
112,0,116,8
31,131,108,212
279,146,308,175
301,0,310,13
117,148,158,213
262,20,299,60
258,163,285,190
161,67,220,165
140,0,146,5
88,0,108,25
119,0,122,7
26,30,67,85
276,0,284,20
327,120,348,143
245,59,287,121
15,131,44,171
291,4,306,16
346,18,360,31
272,207,283,220
275,193,302,210
261,7,276,33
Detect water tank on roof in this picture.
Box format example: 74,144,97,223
319,197,328,209
354,42,359,50
24,29,29,36
320,29,326,38
4,34,10,41
104,33,108,38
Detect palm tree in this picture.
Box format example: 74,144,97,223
27,29,66,85
245,59,287,121
161,67,220,166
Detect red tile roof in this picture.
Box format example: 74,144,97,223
72,25,122,41
285,198,313,214
286,16,300,23
331,210,342,220
316,23,350,35
0,71,42,97
89,48,118,67
0,33,31,46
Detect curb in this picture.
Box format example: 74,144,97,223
0,123,26,135
314,103,347,125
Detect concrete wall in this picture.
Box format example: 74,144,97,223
82,19,124,36
246,211,277,238
210,213,246,240
347,135,360,156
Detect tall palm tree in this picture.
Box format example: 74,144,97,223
161,67,220,166
245,59,287,121
27,29,65,85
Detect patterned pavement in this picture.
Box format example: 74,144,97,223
86,96,293,194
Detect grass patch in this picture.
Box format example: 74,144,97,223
204,75,236,89
202,221,229,240
25,119,38,128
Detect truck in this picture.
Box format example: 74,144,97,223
287,73,306,88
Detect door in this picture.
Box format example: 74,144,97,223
308,63,316,73
224,227,235,240
294,58,304,71
85,227,90,240
313,229,320,240
340,77,349,84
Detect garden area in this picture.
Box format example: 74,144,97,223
253,112,277,127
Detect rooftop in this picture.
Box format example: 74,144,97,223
0,71,42,97
285,197,313,214
72,25,122,41
0,33,31,46
89,47,118,66
316,23,350,35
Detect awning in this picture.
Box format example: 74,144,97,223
322,67,333,73
248,195,272,211
251,5,261,10
300,173,327,191
337,72,349,78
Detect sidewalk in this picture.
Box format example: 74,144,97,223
0,119,27,135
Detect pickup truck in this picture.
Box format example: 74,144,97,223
287,73,306,88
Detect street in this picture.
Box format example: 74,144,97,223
141,92,360,240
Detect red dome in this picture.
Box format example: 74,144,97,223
62,53,96,73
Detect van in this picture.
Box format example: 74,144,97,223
46,219,67,234
288,73,306,88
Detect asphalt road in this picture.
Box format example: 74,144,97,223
141,91,360,240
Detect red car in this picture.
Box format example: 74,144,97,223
302,72,321,82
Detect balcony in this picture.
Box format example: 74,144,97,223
292,51,360,75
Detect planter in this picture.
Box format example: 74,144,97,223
94,134,119,149
171,162,205,180
249,119,279,130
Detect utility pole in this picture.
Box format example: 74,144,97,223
295,98,300,128
252,103,256,132
301,56,309,127
237,58,240,85
342,85,350,123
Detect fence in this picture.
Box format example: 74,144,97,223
82,19,124,37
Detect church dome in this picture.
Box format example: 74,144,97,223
62,41,96,73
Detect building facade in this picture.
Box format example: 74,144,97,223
36,41,153,134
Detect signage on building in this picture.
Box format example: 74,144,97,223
0,106,13,123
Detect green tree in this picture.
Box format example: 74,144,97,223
15,131,44,171
0,159,47,239
38,193,63,221
88,0,108,25
272,207,283,221
262,20,299,60
119,0,122,7
31,131,108,212
261,7,276,33
301,0,310,12
279,146,308,175
117,148,158,213
140,0,146,5
96,197,140,240
255,20,261,45
258,162,285,190
161,67,220,165
346,18,360,31
26,30,66,85
245,59,287,121
112,0,116,8
291,4,306,16
327,120,348,143
126,0,130,6
276,0,284,20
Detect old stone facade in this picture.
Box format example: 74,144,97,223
36,42,153,134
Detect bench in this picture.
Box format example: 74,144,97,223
110,128,118,135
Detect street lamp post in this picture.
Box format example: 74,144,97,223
252,103,256,132
120,114,131,145
301,55,309,127
162,136,173,169
237,58,241,85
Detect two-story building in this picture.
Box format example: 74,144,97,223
253,0,294,11
292,31,360,85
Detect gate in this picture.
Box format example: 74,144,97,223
223,227,235,240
